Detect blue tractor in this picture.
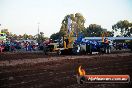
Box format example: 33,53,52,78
73,36,112,54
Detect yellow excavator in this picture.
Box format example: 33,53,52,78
47,28,75,55
55,31,75,55
47,16,80,55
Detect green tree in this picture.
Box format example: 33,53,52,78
23,34,28,40
106,31,114,37
50,13,85,41
75,13,85,34
39,32,45,42
50,32,61,41
18,35,23,40
60,13,85,37
82,24,114,37
112,20,132,37
1,29,8,33
1,29,15,40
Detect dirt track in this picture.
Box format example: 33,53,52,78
0,52,132,88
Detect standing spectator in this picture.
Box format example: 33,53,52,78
43,43,47,55
0,44,5,53
21,41,25,51
10,42,15,52
25,41,29,51
28,42,32,51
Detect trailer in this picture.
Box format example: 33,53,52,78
73,37,112,54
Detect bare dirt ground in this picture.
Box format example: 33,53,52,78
0,51,132,88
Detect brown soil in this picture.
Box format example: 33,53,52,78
0,52,132,88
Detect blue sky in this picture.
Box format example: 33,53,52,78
0,0,132,37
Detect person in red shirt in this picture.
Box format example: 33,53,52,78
0,44,5,53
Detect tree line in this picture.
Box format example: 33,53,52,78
50,13,132,41
1,29,47,42
1,13,132,42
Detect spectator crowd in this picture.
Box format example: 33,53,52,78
0,41,39,53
